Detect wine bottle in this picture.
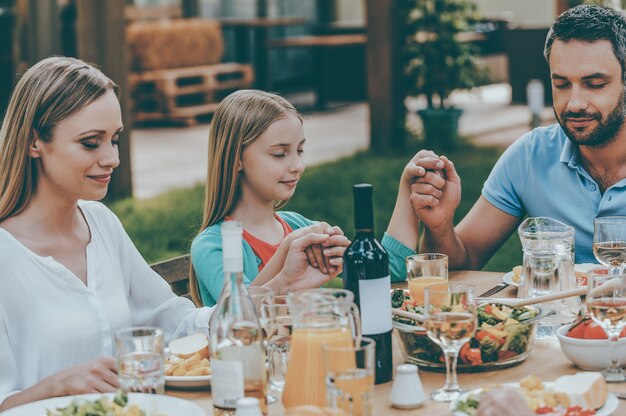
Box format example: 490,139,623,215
209,221,267,415
343,184,393,384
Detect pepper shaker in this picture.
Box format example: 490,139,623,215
390,363,426,408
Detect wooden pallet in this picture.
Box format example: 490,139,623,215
129,63,254,125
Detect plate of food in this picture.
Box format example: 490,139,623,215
2,390,205,416
503,264,597,288
453,373,617,416
164,333,211,389
391,289,544,372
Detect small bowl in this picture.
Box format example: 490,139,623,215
556,325,626,370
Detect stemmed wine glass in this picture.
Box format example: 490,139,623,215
424,282,476,402
593,216,626,275
586,267,626,382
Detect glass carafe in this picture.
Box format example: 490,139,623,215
282,289,361,409
517,217,579,337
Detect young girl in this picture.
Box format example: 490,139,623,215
190,90,351,306
0,56,219,410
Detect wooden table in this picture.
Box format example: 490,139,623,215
168,271,626,414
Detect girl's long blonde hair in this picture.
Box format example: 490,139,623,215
0,56,117,221
190,89,301,305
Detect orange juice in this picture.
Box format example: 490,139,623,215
332,370,374,416
282,327,352,408
408,276,447,304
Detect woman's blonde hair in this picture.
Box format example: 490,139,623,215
190,89,301,305
0,56,117,221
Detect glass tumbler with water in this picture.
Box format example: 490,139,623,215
115,327,164,394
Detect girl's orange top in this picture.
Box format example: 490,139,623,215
227,215,293,271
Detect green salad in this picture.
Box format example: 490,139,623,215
46,390,155,416
392,289,538,366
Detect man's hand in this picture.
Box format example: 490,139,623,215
51,357,119,396
410,155,461,231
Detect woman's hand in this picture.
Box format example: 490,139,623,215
0,357,119,411
51,357,119,396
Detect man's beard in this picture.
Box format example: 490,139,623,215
556,90,626,149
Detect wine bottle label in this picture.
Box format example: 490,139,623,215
211,359,245,408
358,275,392,334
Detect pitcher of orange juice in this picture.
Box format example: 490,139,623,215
282,289,361,409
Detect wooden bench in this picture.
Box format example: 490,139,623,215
150,254,192,299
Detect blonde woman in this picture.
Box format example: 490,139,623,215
190,90,352,307
0,57,215,410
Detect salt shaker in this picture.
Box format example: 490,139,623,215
235,397,263,416
390,363,426,408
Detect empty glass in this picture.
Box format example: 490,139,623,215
115,327,165,394
265,295,292,400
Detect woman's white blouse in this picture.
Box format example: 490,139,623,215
0,201,213,404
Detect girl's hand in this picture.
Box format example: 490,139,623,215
321,232,351,278
51,357,119,396
281,222,343,273
279,233,337,292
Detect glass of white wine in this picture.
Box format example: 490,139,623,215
424,283,476,402
593,216,626,275
586,267,626,382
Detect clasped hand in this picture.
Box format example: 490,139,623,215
280,222,350,291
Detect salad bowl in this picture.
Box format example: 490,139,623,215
392,288,545,372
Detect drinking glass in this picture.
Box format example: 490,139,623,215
247,286,275,402
115,327,165,394
248,286,276,339
593,216,626,275
322,337,375,416
586,267,626,382
265,295,292,400
406,253,448,305
424,283,476,402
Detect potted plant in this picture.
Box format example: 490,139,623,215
404,0,488,149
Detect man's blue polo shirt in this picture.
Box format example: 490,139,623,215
482,123,626,263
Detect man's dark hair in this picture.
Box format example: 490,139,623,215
544,5,626,79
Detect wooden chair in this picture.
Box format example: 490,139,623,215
150,254,192,300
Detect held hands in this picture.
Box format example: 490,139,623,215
279,228,351,293
50,357,119,396
280,222,350,275
403,150,461,231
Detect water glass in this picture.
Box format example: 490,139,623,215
248,286,276,339
424,283,476,402
322,337,375,416
266,295,292,398
115,327,165,394
586,267,626,382
406,253,448,305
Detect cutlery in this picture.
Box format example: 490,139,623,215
615,391,626,400
478,287,587,308
392,308,426,323
478,282,509,298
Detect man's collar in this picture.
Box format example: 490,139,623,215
559,127,579,168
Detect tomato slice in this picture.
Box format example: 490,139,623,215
584,322,608,339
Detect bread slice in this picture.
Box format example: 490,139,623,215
553,371,607,410
169,333,209,360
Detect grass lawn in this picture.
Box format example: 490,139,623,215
108,143,522,272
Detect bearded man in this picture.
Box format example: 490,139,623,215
385,4,626,271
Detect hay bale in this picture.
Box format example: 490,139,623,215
127,18,224,71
